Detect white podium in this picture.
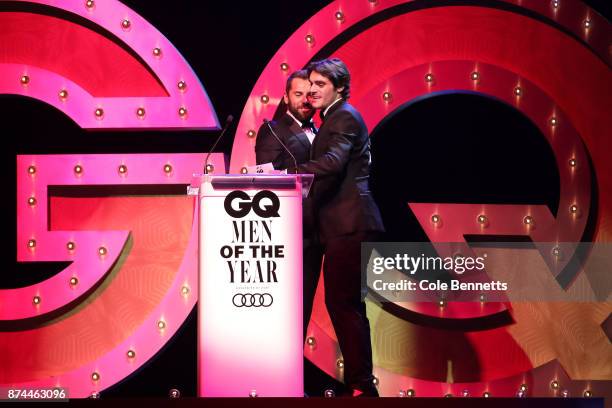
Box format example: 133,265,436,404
195,174,312,397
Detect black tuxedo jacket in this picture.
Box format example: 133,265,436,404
255,113,312,170
292,100,384,242
255,113,317,239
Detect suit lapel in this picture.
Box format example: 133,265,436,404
313,100,346,158
288,120,311,151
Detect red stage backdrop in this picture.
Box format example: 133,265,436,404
1,0,610,399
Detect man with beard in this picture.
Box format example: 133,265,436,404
255,69,323,345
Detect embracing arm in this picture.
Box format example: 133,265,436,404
292,110,358,177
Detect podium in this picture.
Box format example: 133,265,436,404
195,174,313,397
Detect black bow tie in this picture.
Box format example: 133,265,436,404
302,121,316,133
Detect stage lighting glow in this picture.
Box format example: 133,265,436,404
127,350,136,359
425,73,434,83
181,286,190,296
280,62,289,71
163,164,173,174
177,81,187,91
157,320,166,330
178,107,188,118
260,94,270,104
28,196,37,206
552,246,562,258
118,164,128,175
305,34,315,45
483,391,491,398
550,380,560,390
514,86,523,96
306,337,316,346
20,75,30,85
28,239,36,249
552,0,559,8
407,389,415,397
520,384,528,392
136,107,145,118
67,241,76,251
33,295,41,305
74,164,83,175
523,215,534,225
477,214,487,224
121,19,131,30
28,165,36,175
471,71,480,81
438,299,446,307
584,390,592,397
570,204,578,214
335,11,344,22
94,108,104,119
247,129,256,138
152,47,162,57
431,214,440,224
550,117,558,126
336,359,344,368
91,372,100,382
583,19,591,29
569,158,577,167
98,246,107,256
69,277,78,287
382,91,392,102
59,89,68,100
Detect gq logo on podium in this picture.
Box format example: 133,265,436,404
224,190,280,218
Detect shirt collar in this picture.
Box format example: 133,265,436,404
286,111,313,128
322,97,343,118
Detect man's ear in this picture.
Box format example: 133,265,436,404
283,94,289,105
336,86,344,95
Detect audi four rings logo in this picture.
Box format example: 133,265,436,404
232,293,274,307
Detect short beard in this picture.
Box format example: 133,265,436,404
288,106,313,122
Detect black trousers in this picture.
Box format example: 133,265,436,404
321,231,378,390
303,237,323,340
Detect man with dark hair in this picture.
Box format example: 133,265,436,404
255,70,323,343
256,69,316,169
289,58,384,397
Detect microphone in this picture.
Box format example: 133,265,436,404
204,114,234,174
263,118,298,174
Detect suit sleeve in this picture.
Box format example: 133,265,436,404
293,110,357,177
255,123,285,169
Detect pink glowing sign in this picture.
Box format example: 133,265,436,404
0,0,219,129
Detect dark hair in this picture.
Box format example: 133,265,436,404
285,69,309,94
307,58,351,99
